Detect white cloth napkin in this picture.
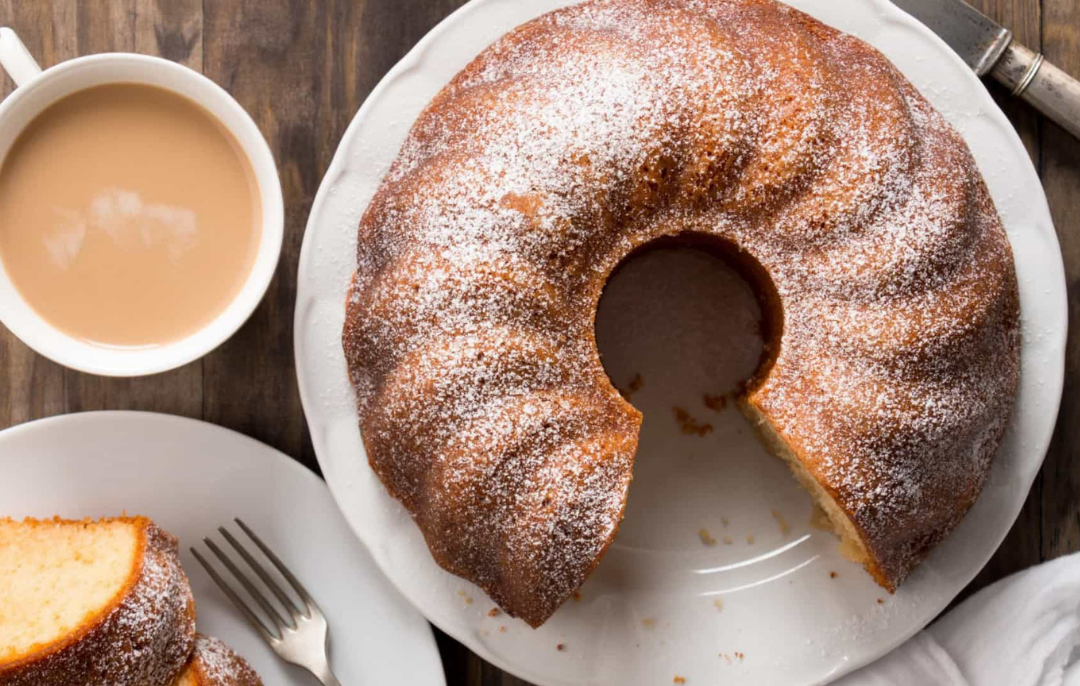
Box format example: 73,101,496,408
838,552,1080,686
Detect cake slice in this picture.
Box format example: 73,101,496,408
0,516,196,686
173,635,262,686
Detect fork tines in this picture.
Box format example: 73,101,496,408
191,518,314,643
191,519,339,684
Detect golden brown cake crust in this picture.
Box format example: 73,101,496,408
174,635,262,686
0,517,197,686
342,0,1021,625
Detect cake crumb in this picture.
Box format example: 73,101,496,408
829,571,838,579
556,643,565,652
698,528,717,546
771,509,791,536
877,598,884,604
703,393,727,413
499,625,507,633
572,590,581,602
456,590,473,605
746,534,755,544
722,536,734,545
488,607,500,617
674,407,713,437
642,617,656,629
735,651,745,661
713,598,723,612
673,677,686,684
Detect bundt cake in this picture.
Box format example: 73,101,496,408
0,516,197,685
342,0,1021,627
173,636,262,686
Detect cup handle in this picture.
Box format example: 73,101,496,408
0,28,43,88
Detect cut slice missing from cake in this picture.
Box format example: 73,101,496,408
739,401,876,579
0,516,196,686
173,635,262,686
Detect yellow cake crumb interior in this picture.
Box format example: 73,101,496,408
0,519,139,660
740,402,870,564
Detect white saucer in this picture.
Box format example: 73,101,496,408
0,412,445,686
294,1,1067,684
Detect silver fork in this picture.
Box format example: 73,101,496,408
191,518,341,686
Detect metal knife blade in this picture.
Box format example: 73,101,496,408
890,0,1012,76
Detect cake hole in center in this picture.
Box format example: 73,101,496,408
596,242,766,401
594,240,809,555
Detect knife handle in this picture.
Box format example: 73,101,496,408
992,42,1080,140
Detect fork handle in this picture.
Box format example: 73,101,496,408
312,662,341,686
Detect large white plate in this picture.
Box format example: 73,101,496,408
294,1,1067,684
0,412,445,686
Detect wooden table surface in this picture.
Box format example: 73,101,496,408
0,1,1076,684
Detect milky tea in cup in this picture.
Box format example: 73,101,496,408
0,83,260,348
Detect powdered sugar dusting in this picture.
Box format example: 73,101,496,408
342,0,1020,624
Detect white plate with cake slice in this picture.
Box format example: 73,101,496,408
0,412,445,686
293,0,1067,684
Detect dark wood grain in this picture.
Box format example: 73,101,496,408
0,1,1075,685
199,0,315,464
0,1,69,429
1039,0,1080,562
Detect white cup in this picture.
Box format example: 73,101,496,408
0,28,284,376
